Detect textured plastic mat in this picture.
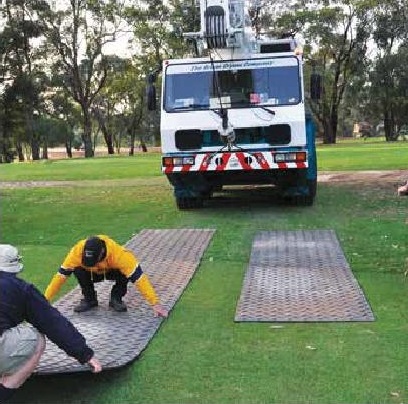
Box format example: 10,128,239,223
235,230,374,322
35,229,215,375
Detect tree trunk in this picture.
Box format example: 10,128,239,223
129,139,135,156
127,125,135,156
140,140,147,152
27,111,40,160
330,106,338,143
322,118,335,144
65,142,73,158
16,143,24,162
100,122,114,154
42,143,48,160
31,137,40,160
93,108,114,154
82,108,94,158
384,110,397,141
0,130,15,163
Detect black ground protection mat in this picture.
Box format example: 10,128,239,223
35,229,215,374
235,230,374,322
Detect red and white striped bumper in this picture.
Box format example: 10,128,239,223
163,151,308,174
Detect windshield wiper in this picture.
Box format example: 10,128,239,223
230,102,276,116
259,106,275,116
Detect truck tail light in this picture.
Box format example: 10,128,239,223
274,152,307,163
162,156,195,167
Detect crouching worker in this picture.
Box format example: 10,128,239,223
0,244,102,402
44,235,168,317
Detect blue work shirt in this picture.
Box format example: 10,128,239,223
0,272,93,364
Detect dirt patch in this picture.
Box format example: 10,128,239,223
0,170,406,189
318,170,407,184
0,180,78,189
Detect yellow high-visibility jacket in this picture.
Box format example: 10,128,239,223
44,235,159,305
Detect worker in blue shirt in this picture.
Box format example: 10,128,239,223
0,244,102,402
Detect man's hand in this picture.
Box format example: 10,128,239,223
397,181,408,196
153,304,168,318
87,357,102,373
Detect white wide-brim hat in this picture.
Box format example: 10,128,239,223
0,244,23,273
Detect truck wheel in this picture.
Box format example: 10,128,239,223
298,179,317,206
305,178,317,205
176,196,204,210
283,179,316,206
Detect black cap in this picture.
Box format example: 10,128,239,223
82,237,106,267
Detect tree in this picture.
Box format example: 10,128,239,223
43,0,128,157
126,0,189,146
43,81,82,158
93,56,147,155
274,0,371,143
91,56,129,155
1,0,50,160
2,81,27,161
0,90,16,163
367,0,408,141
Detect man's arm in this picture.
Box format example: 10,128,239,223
45,242,83,301
129,265,168,318
26,282,100,366
44,268,72,301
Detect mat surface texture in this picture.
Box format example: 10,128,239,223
36,229,215,374
235,230,374,322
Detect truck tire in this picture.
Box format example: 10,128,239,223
176,196,204,210
299,179,317,206
282,179,316,206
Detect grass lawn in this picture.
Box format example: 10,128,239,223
317,138,408,171
1,140,407,403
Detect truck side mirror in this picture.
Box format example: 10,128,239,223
310,72,321,101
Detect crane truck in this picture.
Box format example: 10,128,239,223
147,0,321,209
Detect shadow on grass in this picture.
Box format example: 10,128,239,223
10,364,133,404
202,185,316,210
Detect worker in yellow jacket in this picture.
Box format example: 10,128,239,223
44,235,168,317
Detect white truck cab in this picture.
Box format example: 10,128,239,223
148,0,320,209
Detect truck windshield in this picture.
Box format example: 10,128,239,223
164,57,301,112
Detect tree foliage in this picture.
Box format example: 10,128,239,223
273,0,372,143
41,0,128,157
0,0,50,161
1,0,408,161
366,0,408,140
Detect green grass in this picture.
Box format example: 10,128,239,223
1,141,408,404
0,153,162,181
317,139,408,171
1,140,407,182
